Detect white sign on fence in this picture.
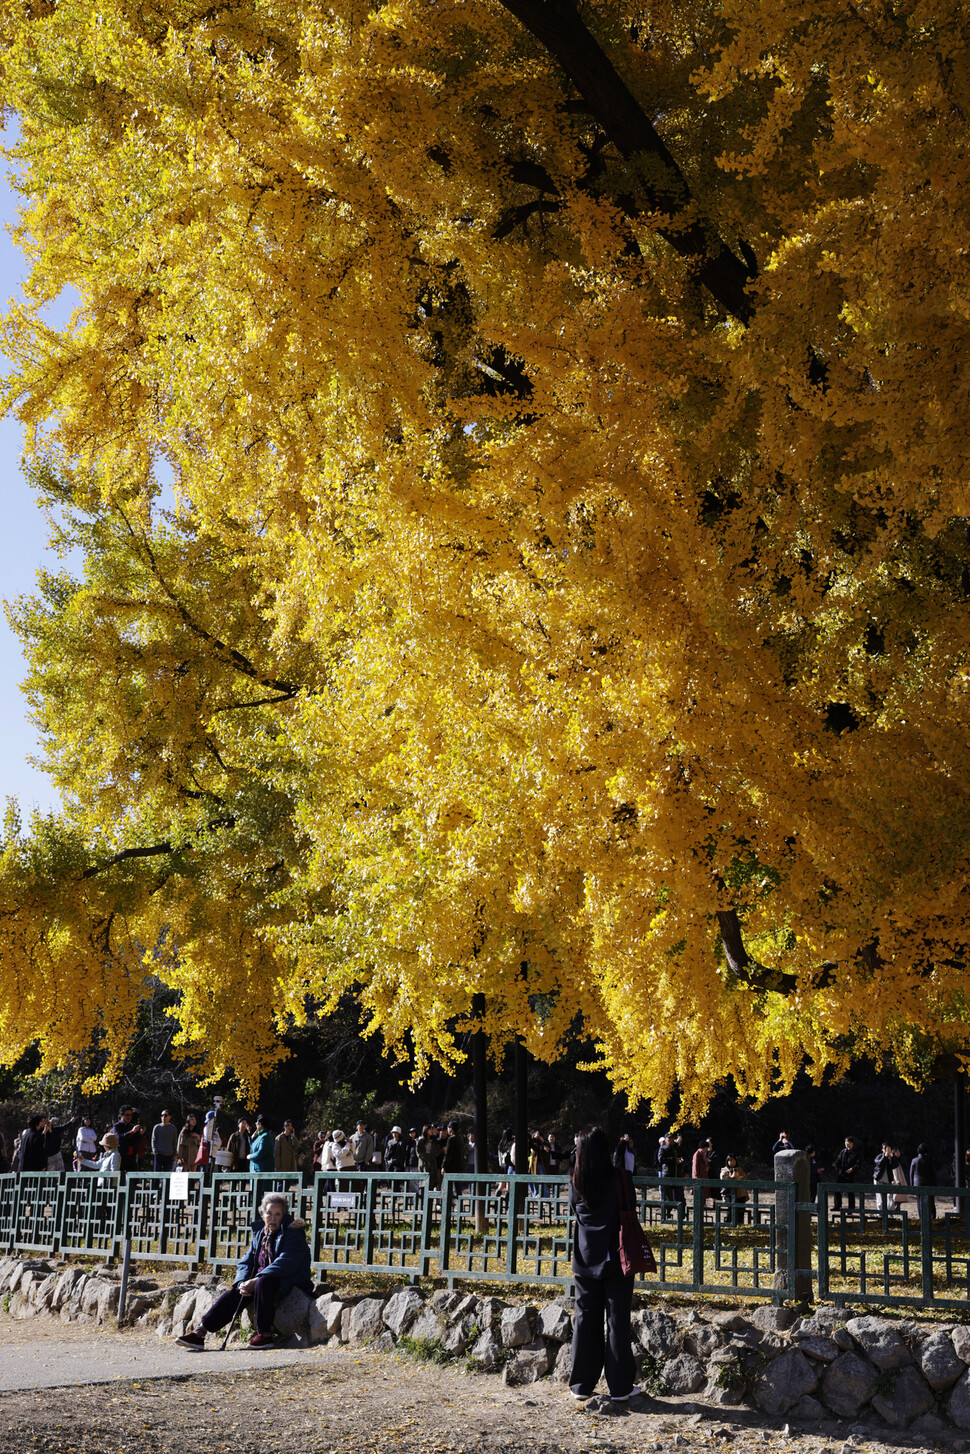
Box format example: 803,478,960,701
328,1192,359,1210
169,1172,190,1202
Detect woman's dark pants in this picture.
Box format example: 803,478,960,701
570,1268,636,1398
199,1275,280,1337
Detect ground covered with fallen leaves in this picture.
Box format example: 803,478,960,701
0,1345,943,1454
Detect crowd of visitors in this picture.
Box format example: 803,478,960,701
0,1106,956,1212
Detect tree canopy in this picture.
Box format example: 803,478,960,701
1,0,969,1114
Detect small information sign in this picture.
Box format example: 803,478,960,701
328,1192,359,1210
169,1172,190,1202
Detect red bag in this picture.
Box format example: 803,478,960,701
616,1169,657,1277
195,1138,210,1169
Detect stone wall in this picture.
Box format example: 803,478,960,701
3,1253,970,1440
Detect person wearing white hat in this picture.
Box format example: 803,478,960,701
331,1130,356,1172
384,1126,407,1172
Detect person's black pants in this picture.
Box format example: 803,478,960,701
570,1268,636,1398
199,1275,280,1337
154,1155,173,1172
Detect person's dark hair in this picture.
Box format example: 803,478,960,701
571,1125,613,1208
918,1142,930,1156
28,1113,44,1131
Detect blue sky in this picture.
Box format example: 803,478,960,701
0,150,70,815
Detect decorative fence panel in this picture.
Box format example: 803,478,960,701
815,1181,970,1309
124,1173,205,1264
61,1172,123,1258
311,1172,433,1278
0,1169,967,1313
12,1172,62,1255
438,1174,573,1286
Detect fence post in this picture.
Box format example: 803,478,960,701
691,1180,704,1291
439,1175,454,1287
506,1176,522,1278
920,1187,935,1304
816,1184,829,1300
417,1174,433,1280
117,1236,132,1327
773,1150,812,1302
363,1173,376,1270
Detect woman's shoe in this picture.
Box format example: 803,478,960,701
611,1385,642,1402
569,1388,593,1400
249,1333,276,1349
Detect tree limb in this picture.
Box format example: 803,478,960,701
717,907,838,992
497,0,755,323
115,505,301,696
81,815,237,878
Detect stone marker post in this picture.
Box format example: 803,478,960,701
773,1148,812,1302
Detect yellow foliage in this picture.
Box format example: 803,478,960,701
0,0,969,1113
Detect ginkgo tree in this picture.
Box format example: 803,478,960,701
1,0,969,1115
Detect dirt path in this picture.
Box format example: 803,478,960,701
0,1313,916,1454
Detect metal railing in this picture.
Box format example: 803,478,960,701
0,1170,967,1311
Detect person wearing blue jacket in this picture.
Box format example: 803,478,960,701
248,1116,276,1173
176,1192,313,1349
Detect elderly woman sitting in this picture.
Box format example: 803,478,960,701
176,1192,313,1350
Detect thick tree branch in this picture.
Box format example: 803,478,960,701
81,815,236,878
717,907,838,993
497,0,755,323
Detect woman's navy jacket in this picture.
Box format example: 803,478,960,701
235,1213,314,1296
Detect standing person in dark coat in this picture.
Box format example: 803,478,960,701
43,1114,76,1172
19,1115,48,1173
910,1143,938,1220
568,1125,640,1403
873,1142,900,1212
804,1145,822,1199
383,1127,407,1172
658,1132,685,1219
442,1122,465,1177
833,1136,863,1211
226,1119,251,1172
112,1107,146,1177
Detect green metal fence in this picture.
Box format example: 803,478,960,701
0,1169,966,1311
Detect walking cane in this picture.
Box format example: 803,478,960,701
220,1297,245,1351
